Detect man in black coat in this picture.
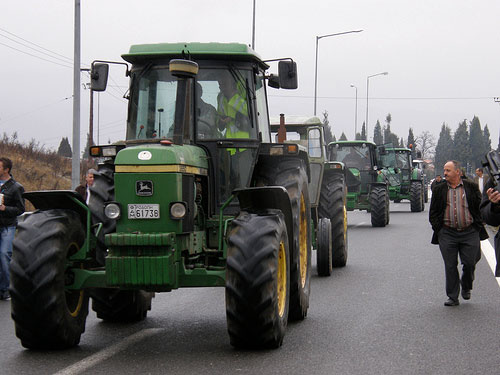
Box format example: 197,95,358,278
429,160,488,306
479,179,500,277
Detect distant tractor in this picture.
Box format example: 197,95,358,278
382,146,425,212
328,140,390,227
412,157,429,203
270,115,348,276
10,42,314,350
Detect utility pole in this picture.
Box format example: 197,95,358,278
71,0,81,189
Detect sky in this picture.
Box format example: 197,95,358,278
1,0,500,153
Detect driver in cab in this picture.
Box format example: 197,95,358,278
217,72,249,141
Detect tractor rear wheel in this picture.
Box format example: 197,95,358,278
91,289,153,322
226,210,290,349
88,163,115,265
370,186,389,227
319,173,348,268
10,209,89,349
410,181,424,212
316,218,332,276
259,159,311,320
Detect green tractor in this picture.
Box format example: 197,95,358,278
270,115,348,276
328,140,390,227
382,146,425,212
10,43,314,350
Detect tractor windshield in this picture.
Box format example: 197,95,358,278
395,151,411,170
331,144,371,170
127,66,182,140
127,65,257,142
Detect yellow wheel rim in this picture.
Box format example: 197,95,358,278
67,242,84,318
277,240,287,317
299,193,308,288
67,290,85,317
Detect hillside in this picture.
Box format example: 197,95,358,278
0,134,93,210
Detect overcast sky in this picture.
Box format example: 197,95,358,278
1,0,500,152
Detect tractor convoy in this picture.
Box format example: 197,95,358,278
9,42,424,351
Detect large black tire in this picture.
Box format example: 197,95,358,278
226,210,290,349
424,185,429,203
370,186,389,227
91,289,153,322
10,209,89,349
88,164,154,322
255,158,312,321
410,181,424,212
316,218,332,276
88,163,115,265
319,173,348,268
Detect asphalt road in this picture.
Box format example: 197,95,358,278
1,202,499,375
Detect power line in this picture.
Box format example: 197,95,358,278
0,41,73,69
0,27,73,63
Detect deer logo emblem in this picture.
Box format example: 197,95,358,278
136,180,153,196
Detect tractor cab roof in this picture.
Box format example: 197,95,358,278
269,116,323,132
122,42,269,69
329,140,377,148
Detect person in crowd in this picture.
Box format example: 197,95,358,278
0,157,25,301
480,179,500,277
430,175,444,191
76,168,97,204
429,160,488,306
474,167,489,194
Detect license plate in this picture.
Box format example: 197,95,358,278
128,204,160,219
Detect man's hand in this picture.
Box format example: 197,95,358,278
0,204,5,211
486,187,500,204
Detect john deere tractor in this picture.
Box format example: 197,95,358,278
270,115,348,276
10,43,314,350
328,140,390,227
381,146,425,212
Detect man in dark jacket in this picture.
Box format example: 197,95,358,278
479,179,500,277
0,157,24,300
429,160,488,306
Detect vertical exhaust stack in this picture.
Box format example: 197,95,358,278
278,113,287,143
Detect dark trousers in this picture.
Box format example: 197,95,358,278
438,227,481,301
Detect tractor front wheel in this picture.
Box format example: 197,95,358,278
316,218,332,276
319,173,348,268
410,181,424,212
226,210,290,349
10,209,89,349
370,186,389,227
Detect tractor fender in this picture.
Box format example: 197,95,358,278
323,161,346,179
233,186,294,254
23,190,89,231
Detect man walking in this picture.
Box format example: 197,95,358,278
429,160,488,306
0,157,24,300
473,168,489,194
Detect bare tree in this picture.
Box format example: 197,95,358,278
415,130,436,159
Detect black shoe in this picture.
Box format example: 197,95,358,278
444,298,459,306
462,289,471,300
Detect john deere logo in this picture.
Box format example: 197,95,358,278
136,180,153,196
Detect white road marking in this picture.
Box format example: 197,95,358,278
480,239,500,288
53,328,164,375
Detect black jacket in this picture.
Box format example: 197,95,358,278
429,179,488,244
479,179,500,276
0,176,25,227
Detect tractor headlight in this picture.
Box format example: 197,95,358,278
170,202,187,219
104,202,121,220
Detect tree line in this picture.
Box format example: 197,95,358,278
323,111,493,178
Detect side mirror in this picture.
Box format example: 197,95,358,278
278,61,298,89
91,63,109,92
416,151,422,159
268,74,280,89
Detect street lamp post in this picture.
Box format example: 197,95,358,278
350,84,358,138
314,29,363,116
365,72,388,141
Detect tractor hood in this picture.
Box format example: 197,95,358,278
114,144,208,174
